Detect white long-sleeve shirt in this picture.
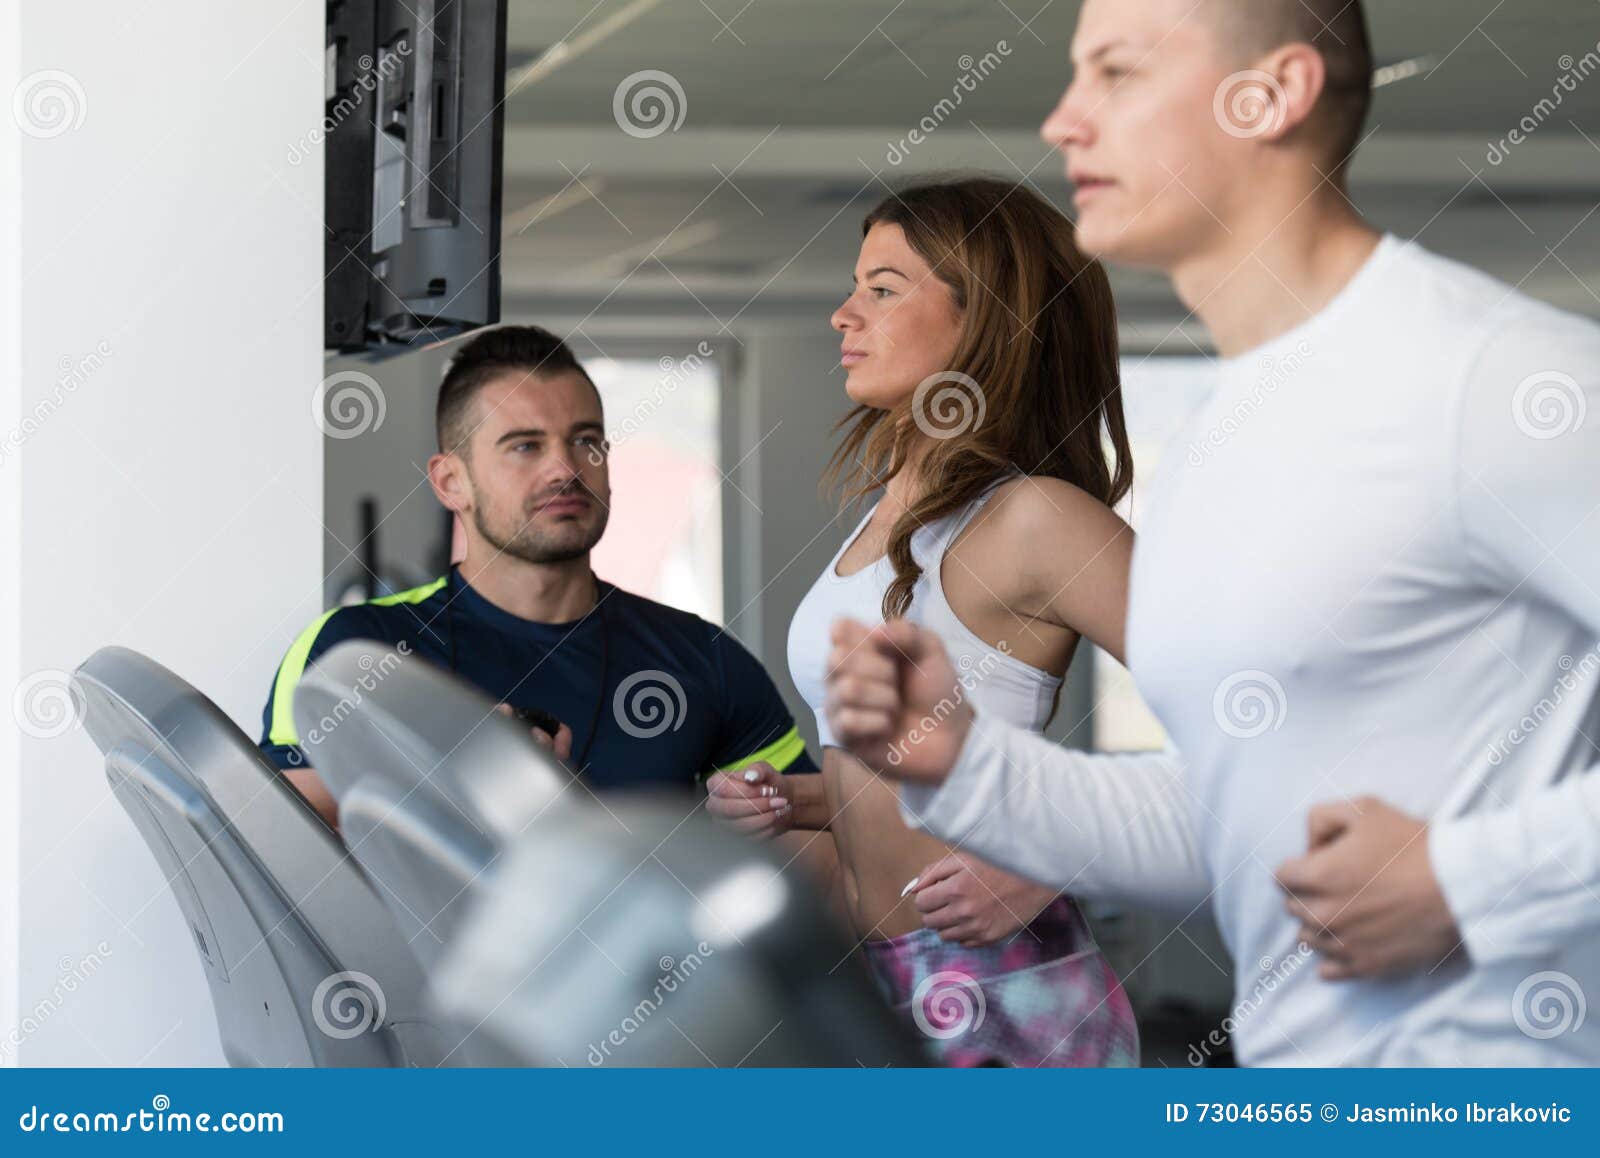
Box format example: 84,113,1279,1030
902,235,1600,1066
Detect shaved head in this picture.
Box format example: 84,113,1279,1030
1205,0,1373,172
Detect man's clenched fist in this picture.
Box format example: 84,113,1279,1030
824,618,970,786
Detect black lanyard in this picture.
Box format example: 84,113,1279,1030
443,569,611,775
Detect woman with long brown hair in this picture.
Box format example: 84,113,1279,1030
708,177,1140,1066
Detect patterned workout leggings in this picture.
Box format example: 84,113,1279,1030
860,897,1139,1067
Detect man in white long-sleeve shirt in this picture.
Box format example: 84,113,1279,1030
824,0,1600,1066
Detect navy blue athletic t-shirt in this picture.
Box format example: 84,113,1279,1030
259,570,815,790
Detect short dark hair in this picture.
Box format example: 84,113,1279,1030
435,325,595,456
1212,0,1373,175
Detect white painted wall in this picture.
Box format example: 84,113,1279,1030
2,0,23,1061
4,1,324,1064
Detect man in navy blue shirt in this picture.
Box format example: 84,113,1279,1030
261,325,814,828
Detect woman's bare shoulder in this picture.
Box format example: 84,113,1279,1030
968,476,1134,653
980,474,1134,547
948,475,1133,609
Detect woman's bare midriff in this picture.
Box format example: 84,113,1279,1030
822,745,958,940
814,480,1095,941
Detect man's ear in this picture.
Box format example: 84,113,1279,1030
1254,41,1328,146
427,451,470,513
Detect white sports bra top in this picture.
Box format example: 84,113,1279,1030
787,476,1063,748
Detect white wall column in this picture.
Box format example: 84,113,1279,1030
4,1,324,1064
2,0,24,1063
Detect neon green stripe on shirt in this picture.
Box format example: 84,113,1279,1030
266,575,448,748
713,725,806,775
